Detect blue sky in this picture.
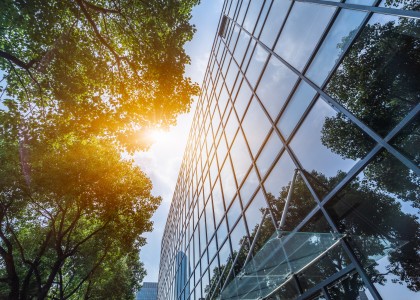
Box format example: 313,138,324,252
134,0,224,282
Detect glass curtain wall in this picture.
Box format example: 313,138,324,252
158,1,419,299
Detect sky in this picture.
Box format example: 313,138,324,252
134,0,224,283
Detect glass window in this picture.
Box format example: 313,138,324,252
256,56,298,121
277,81,317,140
242,97,272,157
306,9,367,87
325,154,420,299
223,107,238,146
236,0,249,26
274,2,336,71
227,196,242,229
230,130,252,188
233,29,250,65
325,14,420,137
259,0,291,49
390,116,419,166
205,198,215,240
245,43,269,88
242,0,261,33
225,56,239,92
239,167,260,208
290,97,375,198
219,158,236,210
212,178,225,227
233,79,253,121
230,217,247,254
217,218,229,248
244,190,267,233
256,131,283,178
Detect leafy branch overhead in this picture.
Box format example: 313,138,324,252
0,0,200,299
0,0,200,151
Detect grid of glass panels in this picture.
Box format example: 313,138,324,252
158,1,419,299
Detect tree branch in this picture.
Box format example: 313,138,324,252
82,0,120,14
0,50,39,70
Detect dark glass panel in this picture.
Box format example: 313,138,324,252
390,115,419,166
327,272,375,300
277,81,317,140
290,97,375,199
256,56,299,121
325,154,420,299
325,14,420,137
274,2,336,71
242,97,272,157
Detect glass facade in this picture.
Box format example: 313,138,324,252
158,1,419,299
137,282,158,300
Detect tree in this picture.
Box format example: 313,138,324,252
0,137,161,299
0,0,200,298
0,0,199,152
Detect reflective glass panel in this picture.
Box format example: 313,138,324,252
245,43,269,88
256,56,298,121
290,97,375,198
241,97,272,157
306,9,367,87
274,2,336,71
259,0,291,49
325,154,420,299
256,131,283,178
229,130,252,189
277,81,316,140
239,167,260,208
325,14,420,137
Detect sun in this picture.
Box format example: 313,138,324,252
145,128,168,143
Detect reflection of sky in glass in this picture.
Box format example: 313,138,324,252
290,98,358,178
256,132,283,178
245,44,269,88
256,56,298,120
306,9,367,86
277,81,316,140
259,0,291,49
264,151,295,197
239,167,259,207
230,130,252,188
274,2,335,71
242,97,272,156
245,190,266,231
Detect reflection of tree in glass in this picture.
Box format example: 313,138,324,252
206,171,419,298
323,13,419,206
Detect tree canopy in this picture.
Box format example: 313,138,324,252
0,0,199,298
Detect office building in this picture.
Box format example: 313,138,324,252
137,282,158,300
158,0,419,299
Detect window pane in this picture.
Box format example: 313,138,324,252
256,56,298,121
325,14,420,137
245,43,269,88
256,131,283,178
325,155,420,299
290,97,375,198
259,0,291,49
242,97,272,156
277,81,316,140
274,2,336,71
306,9,367,87
230,130,252,188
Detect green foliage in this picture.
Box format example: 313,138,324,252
0,0,200,298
